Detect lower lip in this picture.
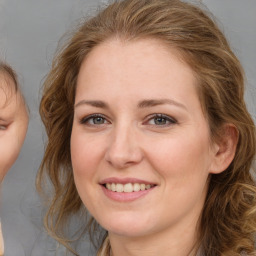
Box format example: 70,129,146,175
101,185,155,202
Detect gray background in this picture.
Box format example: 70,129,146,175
0,0,255,255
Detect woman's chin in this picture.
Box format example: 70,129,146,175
99,216,153,238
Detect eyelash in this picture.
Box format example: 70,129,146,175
79,113,177,127
0,125,7,130
144,113,177,127
80,114,109,126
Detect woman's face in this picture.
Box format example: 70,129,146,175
71,39,218,238
0,75,28,182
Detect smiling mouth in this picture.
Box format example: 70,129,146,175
104,183,156,193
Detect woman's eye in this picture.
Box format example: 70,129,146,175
80,114,109,126
90,116,105,125
147,114,176,126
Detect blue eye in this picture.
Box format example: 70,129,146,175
80,114,108,125
147,114,176,126
90,116,105,125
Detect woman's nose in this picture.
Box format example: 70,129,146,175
104,125,143,169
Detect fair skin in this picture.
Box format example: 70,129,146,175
0,73,28,255
0,73,28,182
71,39,237,256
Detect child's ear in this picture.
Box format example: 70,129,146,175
210,124,239,174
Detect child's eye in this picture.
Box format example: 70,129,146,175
0,125,7,130
146,114,177,126
80,114,109,126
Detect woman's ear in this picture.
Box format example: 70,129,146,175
210,124,239,174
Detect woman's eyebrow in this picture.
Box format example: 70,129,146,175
75,99,187,110
75,100,109,109
138,99,187,110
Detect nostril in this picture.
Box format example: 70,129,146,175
105,148,143,169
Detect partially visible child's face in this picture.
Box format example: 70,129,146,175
0,73,28,182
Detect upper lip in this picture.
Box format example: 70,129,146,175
100,177,157,185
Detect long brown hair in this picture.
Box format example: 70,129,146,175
38,0,256,255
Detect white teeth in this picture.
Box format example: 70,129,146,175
116,183,124,192
124,183,133,192
105,183,154,192
111,183,116,192
134,183,140,192
146,184,151,190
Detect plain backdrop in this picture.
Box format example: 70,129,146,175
0,0,255,255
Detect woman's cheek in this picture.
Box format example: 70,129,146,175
71,137,98,177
